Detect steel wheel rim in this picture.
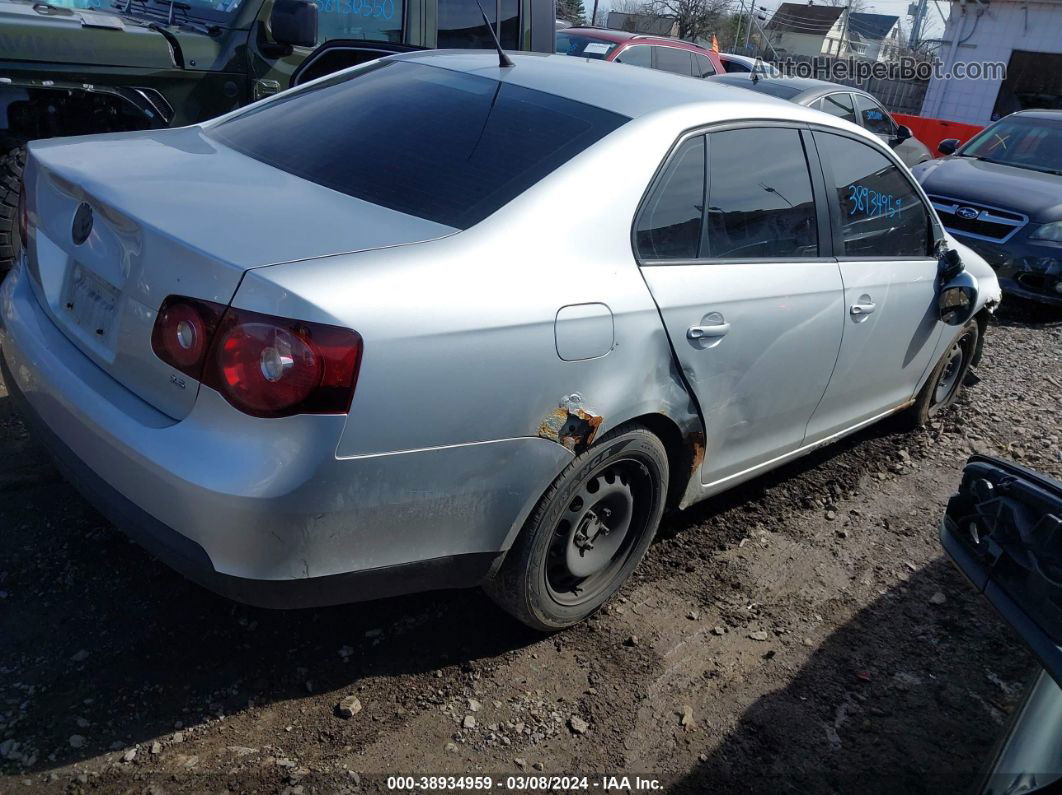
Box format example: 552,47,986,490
544,458,655,607
933,338,968,406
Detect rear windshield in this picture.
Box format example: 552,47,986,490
207,61,628,229
715,77,803,100
555,32,620,60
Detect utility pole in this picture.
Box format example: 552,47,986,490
909,0,929,49
838,0,851,56
744,2,754,47
591,0,599,26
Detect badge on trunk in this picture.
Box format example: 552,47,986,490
72,202,93,245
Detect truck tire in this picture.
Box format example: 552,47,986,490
0,147,26,275
485,424,669,631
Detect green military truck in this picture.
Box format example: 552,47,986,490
0,0,556,270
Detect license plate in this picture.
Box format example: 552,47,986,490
63,264,120,340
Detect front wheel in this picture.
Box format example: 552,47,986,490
0,147,26,276
909,319,979,426
485,425,669,631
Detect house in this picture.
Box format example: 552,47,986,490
765,3,845,57
921,0,1062,124
847,12,903,61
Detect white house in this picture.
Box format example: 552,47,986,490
921,0,1062,124
847,12,903,61
765,4,845,57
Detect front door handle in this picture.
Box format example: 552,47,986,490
850,301,877,316
687,322,731,340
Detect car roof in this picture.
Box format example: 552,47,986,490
711,73,866,102
560,26,713,53
1011,109,1062,121
392,51,860,125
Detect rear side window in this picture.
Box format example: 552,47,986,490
724,59,750,73
635,136,705,260
705,128,818,258
438,0,519,48
853,94,895,136
209,61,628,230
693,53,716,77
654,46,694,76
813,93,857,124
614,45,651,67
316,0,403,43
815,132,931,257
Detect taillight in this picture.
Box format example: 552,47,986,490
151,296,363,418
18,182,28,250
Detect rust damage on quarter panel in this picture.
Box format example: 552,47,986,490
538,394,603,452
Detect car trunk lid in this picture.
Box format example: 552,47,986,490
22,127,456,420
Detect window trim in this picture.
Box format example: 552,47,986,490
632,119,832,266
809,125,942,261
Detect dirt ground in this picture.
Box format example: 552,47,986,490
1,300,1060,794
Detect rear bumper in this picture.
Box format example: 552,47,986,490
0,263,569,607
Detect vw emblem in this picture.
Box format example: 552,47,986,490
71,202,93,245
955,206,979,220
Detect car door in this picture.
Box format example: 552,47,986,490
852,92,924,167
637,125,844,488
652,45,695,77
804,129,944,442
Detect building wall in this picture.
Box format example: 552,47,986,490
921,0,1062,124
771,30,830,57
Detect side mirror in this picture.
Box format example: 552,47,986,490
940,246,964,280
939,268,978,326
270,0,317,49
892,124,912,144
938,138,959,156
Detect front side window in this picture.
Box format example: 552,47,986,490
437,0,518,49
654,46,694,76
316,0,403,43
614,45,651,68
693,53,716,78
209,61,628,229
635,136,705,260
815,132,931,257
814,93,857,124
705,128,818,259
854,94,895,136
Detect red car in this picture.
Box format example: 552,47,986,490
555,27,724,78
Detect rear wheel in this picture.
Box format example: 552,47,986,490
0,147,26,275
909,319,979,426
486,425,668,631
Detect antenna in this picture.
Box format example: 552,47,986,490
473,0,514,68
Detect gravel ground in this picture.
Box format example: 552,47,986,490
1,299,1060,794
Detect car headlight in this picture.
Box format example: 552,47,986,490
1029,221,1062,242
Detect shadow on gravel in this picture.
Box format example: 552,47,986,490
991,296,1062,329
669,558,1035,795
0,390,541,773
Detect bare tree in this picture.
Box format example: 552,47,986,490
643,0,733,42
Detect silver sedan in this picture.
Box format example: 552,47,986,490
1,51,1000,630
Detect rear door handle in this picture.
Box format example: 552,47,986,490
687,322,731,340
850,301,877,316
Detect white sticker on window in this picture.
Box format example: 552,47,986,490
583,42,611,55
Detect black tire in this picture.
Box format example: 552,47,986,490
485,424,669,631
0,147,26,276
909,319,979,427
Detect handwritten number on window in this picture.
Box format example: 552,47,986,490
846,184,900,220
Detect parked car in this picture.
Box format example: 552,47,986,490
941,456,1062,793
2,52,999,630
555,26,724,78
0,0,556,273
711,74,933,168
912,110,1062,308
718,52,782,77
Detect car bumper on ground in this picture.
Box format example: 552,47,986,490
951,232,1062,308
0,263,570,608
